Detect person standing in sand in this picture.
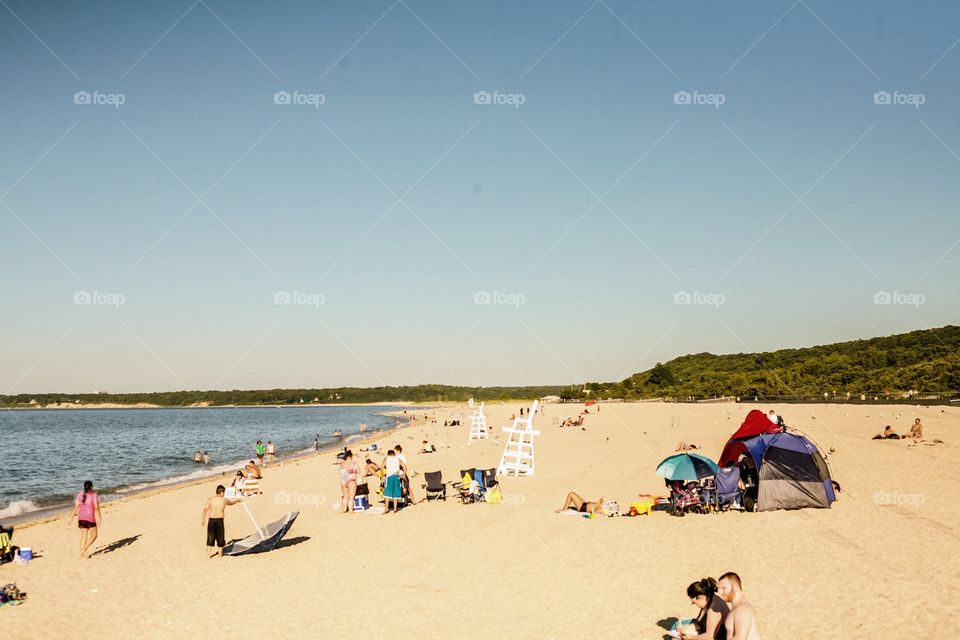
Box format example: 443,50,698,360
69,480,102,558
201,485,239,559
718,572,762,640
338,450,360,513
382,449,408,513
266,440,276,465
394,444,415,503
254,440,266,465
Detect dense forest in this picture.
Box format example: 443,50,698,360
4,326,957,407
0,385,567,407
561,325,960,401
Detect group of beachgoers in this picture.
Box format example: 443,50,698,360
670,574,763,639
253,439,277,465
337,444,414,514
192,451,210,464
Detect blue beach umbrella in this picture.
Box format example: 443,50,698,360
655,453,720,481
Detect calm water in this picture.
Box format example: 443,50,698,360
0,405,401,519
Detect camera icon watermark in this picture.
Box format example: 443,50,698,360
273,290,325,307
73,91,126,109
473,290,525,308
873,291,925,308
873,491,924,506
73,290,126,308
873,91,924,108
673,291,725,308
473,90,525,109
274,491,326,507
673,90,725,109
273,91,326,108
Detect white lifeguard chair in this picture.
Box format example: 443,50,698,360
497,400,540,477
468,402,488,441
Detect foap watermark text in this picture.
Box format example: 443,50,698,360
474,290,525,308
874,291,925,308
473,91,525,109
874,491,924,506
274,91,326,108
74,91,125,108
673,90,725,108
873,91,924,108
674,291,726,308
274,291,326,307
74,290,126,307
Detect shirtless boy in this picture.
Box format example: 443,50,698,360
718,572,763,640
201,485,239,559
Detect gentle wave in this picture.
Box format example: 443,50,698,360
116,461,245,493
0,500,41,519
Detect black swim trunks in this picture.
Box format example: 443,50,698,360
206,518,225,547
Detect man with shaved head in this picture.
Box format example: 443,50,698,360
718,572,763,640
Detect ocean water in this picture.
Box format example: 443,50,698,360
0,405,401,520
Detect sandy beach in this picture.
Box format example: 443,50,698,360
3,401,957,639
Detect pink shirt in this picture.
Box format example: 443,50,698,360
75,491,99,522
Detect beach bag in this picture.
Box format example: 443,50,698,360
486,485,503,504
602,500,619,516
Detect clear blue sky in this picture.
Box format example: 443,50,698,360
2,1,958,393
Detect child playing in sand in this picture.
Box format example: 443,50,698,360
201,485,239,559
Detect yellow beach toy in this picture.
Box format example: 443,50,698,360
629,499,654,516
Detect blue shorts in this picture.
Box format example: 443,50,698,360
384,475,403,499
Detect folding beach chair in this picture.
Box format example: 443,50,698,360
0,526,15,564
473,469,487,501
482,468,498,490
455,468,477,504
714,467,743,511
422,471,446,501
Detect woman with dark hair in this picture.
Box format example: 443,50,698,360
69,480,102,558
338,450,360,513
673,577,729,639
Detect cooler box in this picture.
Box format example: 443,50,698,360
353,495,369,511
19,547,32,561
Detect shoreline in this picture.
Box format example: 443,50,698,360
0,401,422,411
5,401,957,638
4,409,435,530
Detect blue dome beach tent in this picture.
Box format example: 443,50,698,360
719,424,835,511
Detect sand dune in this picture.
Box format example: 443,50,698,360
4,402,957,639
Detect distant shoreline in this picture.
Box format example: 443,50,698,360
0,401,421,411
4,404,443,528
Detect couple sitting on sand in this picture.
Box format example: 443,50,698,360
670,573,762,639
873,419,924,440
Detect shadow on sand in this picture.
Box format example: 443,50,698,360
657,617,679,639
90,535,141,557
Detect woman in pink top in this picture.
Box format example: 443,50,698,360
69,480,102,558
